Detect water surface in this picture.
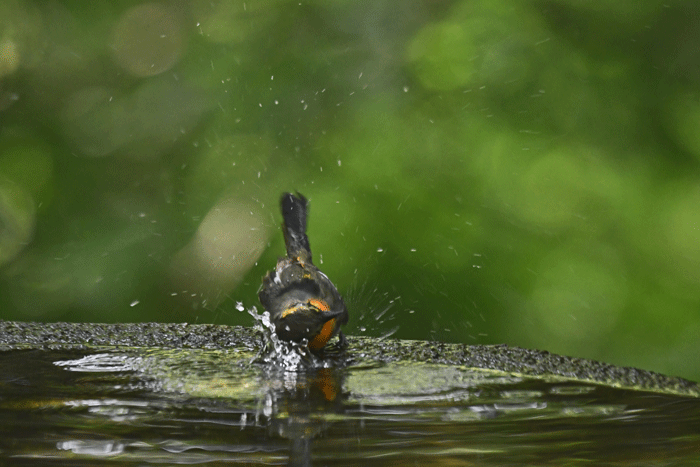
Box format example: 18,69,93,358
1,341,698,466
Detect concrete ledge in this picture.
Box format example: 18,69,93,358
1,320,698,397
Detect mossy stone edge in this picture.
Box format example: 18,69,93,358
1,320,697,397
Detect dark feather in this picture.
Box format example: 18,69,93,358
281,192,311,258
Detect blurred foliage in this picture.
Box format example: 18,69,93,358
1,0,700,381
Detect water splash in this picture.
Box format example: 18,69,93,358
238,302,333,372
344,280,400,339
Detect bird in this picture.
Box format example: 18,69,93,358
258,192,348,351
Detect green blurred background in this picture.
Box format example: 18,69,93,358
2,0,700,381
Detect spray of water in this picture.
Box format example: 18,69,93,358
236,301,336,371
343,278,400,340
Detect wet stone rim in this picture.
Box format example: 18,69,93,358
0,320,698,398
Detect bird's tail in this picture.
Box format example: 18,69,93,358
281,192,312,259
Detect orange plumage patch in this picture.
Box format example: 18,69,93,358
308,318,336,350
308,298,330,311
280,305,301,319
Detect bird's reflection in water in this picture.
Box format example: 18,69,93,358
245,302,347,466
261,364,345,467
